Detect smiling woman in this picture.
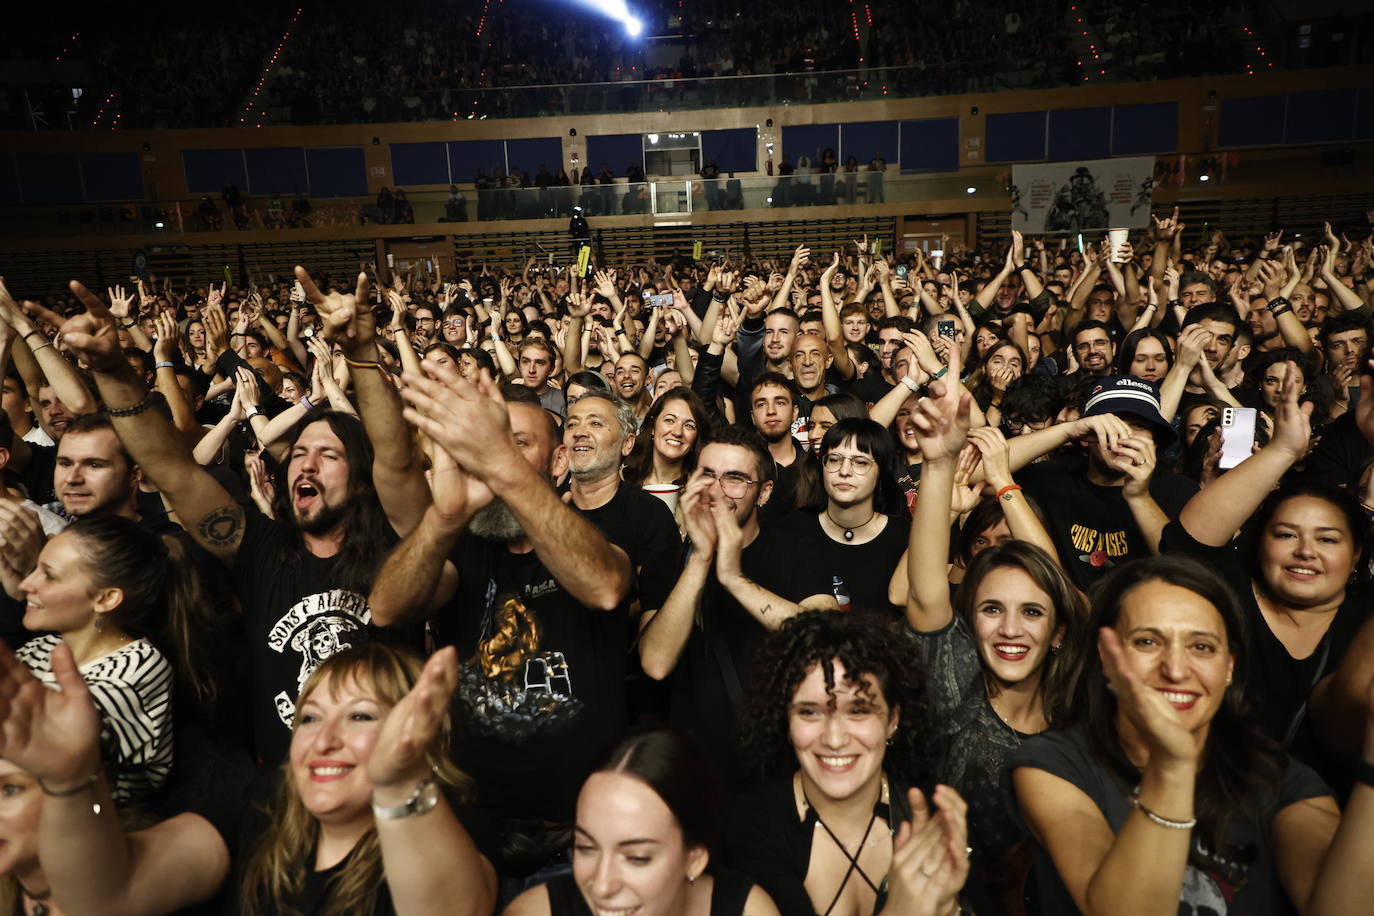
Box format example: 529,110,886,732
1010,555,1374,916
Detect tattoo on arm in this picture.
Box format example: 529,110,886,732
760,603,771,616
197,504,246,550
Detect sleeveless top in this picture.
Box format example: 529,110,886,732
544,868,756,916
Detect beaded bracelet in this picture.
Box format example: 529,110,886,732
106,393,155,418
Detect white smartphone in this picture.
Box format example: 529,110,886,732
1218,407,1257,469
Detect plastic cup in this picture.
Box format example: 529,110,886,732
1108,227,1129,263
643,483,681,513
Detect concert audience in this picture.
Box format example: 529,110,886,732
0,211,1371,912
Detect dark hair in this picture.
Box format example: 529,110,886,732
739,611,929,784
595,731,724,857
818,417,904,517
1071,320,1114,346
1077,555,1284,863
1114,328,1175,377
765,307,800,327
812,391,867,423
1181,303,1240,337
64,516,221,705
952,541,1086,726
623,388,713,486
62,413,134,469
268,410,396,594
704,424,775,486
1178,270,1217,296
1000,374,1064,429
878,315,915,334
1317,312,1370,351
566,370,611,395
457,347,496,376
749,371,799,406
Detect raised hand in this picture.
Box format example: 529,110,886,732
296,266,374,356
201,301,231,356
0,641,103,790
1271,360,1314,459
367,646,459,791
107,285,136,322
234,366,261,410
1152,205,1185,242
0,501,44,600
1262,230,1283,254
884,785,971,916
966,425,1012,488
1099,627,1199,766
908,344,970,463
400,360,520,483
679,474,718,557
23,282,123,372
427,437,493,531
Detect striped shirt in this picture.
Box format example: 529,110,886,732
17,635,173,804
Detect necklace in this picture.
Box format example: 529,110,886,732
825,510,876,542
18,881,51,916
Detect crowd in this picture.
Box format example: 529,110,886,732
0,209,1373,914
6,0,1309,129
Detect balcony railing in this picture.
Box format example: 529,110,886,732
0,173,1005,239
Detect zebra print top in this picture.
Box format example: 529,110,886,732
17,635,173,804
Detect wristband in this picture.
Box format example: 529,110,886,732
1269,304,1293,319
1355,757,1374,788
300,395,315,411
1266,296,1290,314
22,330,44,344
154,360,175,370
38,772,100,797
245,407,262,420
344,358,382,370
1016,263,1033,273
931,366,949,380
1167,298,1182,311
105,393,155,418
900,376,920,394
996,484,1022,501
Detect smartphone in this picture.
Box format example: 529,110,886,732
386,253,395,268
426,259,434,274
937,319,957,342
895,265,909,281
648,292,674,309
291,280,305,303
1218,407,1257,469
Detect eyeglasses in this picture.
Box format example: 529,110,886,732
1005,417,1052,433
697,467,758,497
442,319,465,329
822,453,875,473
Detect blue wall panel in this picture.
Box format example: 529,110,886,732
1112,102,1178,155
504,137,562,175
585,134,642,174
841,121,900,164
182,149,246,195
79,153,143,201
1218,96,1286,148
1285,90,1356,144
306,147,367,197
1047,107,1111,161
899,118,959,173
244,147,307,194
390,142,449,186
447,140,507,182
702,127,756,173
782,124,839,164
0,156,18,205
17,155,82,204
986,111,1046,162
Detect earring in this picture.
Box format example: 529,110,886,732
1050,644,1062,654
686,872,696,885
885,735,894,746
94,615,105,634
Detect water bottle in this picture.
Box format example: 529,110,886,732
832,575,851,613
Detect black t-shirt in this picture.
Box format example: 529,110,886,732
232,510,409,765
1009,723,1330,916
440,535,631,836
784,512,908,619
19,441,55,504
668,525,833,788
761,439,810,522
1018,452,1198,591
578,482,682,613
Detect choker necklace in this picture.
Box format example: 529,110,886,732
826,510,876,541
19,881,51,916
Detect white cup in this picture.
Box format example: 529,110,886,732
643,483,681,513
1108,227,1129,263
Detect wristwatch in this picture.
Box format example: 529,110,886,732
372,776,441,820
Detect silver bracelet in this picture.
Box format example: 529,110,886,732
1130,787,1196,829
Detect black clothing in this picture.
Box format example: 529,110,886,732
440,534,631,865
1018,452,1198,591
18,441,55,504
579,482,681,613
544,869,756,915
669,526,832,787
787,512,908,618
232,510,407,765
1010,723,1330,916
762,438,810,521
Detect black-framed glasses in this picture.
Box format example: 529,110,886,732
822,453,875,473
697,467,758,497
1005,416,1052,433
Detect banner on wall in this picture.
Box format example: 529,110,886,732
1009,156,1155,234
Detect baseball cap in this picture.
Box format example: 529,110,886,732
1081,376,1176,446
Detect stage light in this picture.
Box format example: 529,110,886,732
624,17,642,36
966,186,976,194
1199,174,1210,182
568,0,643,39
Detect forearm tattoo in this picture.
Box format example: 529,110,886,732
197,504,246,549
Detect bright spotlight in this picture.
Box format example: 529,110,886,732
569,0,644,39
966,186,976,194
624,17,642,36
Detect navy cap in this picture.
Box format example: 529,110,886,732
1081,376,1176,446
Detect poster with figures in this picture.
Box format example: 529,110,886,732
1009,156,1155,234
